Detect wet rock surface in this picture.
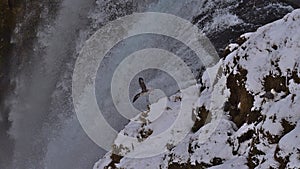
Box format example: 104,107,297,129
193,0,295,55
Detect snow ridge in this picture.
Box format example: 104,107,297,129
94,9,300,169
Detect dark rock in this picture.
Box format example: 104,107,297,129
260,91,275,99
223,101,231,112
285,0,300,8
8,0,14,9
192,0,294,56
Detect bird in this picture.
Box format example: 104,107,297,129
132,77,149,103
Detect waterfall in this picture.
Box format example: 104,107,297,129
5,0,103,168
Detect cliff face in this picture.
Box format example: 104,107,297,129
94,9,300,169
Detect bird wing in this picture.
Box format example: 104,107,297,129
133,93,141,103
139,78,148,92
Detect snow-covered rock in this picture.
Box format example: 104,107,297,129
94,9,300,169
